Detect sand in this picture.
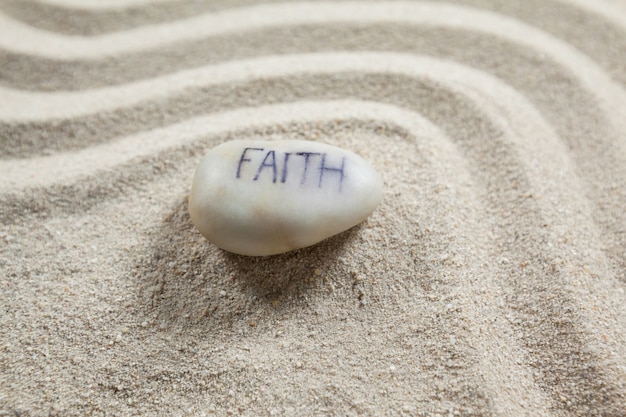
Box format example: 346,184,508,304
1,0,626,416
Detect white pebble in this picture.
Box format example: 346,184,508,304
189,140,383,256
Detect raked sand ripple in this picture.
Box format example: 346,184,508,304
1,1,625,416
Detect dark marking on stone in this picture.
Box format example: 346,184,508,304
253,150,277,183
236,147,263,179
319,154,345,192
281,152,292,183
296,152,320,185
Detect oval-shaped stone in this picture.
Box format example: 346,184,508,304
189,140,383,256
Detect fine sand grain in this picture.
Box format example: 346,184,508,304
1,1,625,416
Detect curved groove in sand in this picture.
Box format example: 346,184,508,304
0,51,597,122
0,1,615,63
1,3,624,153
13,0,626,32
27,0,173,8
0,100,441,191
0,52,562,187
1,47,624,141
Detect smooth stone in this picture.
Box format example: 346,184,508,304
189,140,383,256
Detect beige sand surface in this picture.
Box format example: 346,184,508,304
1,1,625,416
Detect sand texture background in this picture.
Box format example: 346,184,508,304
1,0,626,415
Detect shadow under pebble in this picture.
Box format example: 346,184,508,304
134,196,362,335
